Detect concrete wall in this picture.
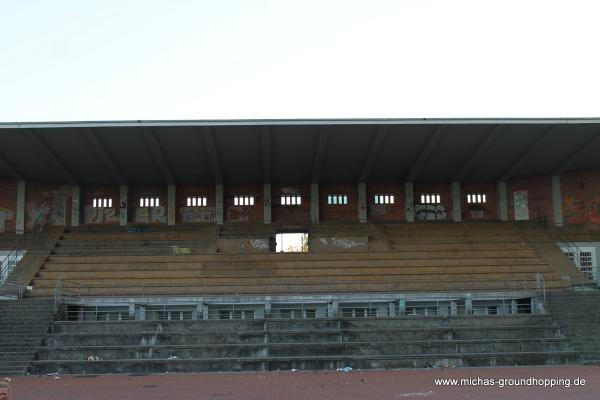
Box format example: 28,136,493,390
217,237,274,253
308,236,368,252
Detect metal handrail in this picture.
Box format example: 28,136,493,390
0,242,24,284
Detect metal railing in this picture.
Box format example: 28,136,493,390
0,240,24,285
54,298,537,322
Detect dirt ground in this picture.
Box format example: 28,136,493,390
4,365,600,400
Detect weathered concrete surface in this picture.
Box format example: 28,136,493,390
217,237,274,253
309,236,368,252
6,366,600,400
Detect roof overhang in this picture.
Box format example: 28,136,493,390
1,118,599,185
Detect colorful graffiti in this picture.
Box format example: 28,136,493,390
0,208,16,233
134,206,167,224
415,204,447,221
84,206,118,224
26,201,51,231
180,207,216,223
227,206,250,223
50,191,67,226
564,195,600,225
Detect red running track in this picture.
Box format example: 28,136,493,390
4,365,600,400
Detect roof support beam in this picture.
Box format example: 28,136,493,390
311,126,331,183
453,125,504,181
24,129,78,185
406,125,446,182
499,126,555,181
261,126,271,183
553,131,600,175
201,127,223,185
0,152,25,181
359,125,389,182
142,127,175,185
83,128,127,185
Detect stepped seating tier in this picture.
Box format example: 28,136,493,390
29,314,578,374
23,222,574,297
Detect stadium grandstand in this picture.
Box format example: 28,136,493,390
0,118,599,375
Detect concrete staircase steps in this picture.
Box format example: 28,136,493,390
0,299,57,376
545,292,600,363
30,313,578,374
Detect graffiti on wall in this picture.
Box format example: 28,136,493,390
564,195,600,225
227,206,250,223
250,238,269,250
0,208,16,233
134,206,167,224
180,207,216,223
50,191,67,226
26,201,51,231
84,206,118,224
415,204,447,221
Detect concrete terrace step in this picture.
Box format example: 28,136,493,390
29,351,580,374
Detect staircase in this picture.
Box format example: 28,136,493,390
546,292,600,363
29,313,577,374
0,299,57,376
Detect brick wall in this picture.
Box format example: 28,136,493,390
177,185,216,223
507,175,553,223
82,186,120,225
414,183,452,222
320,184,358,222
367,183,404,221
25,182,72,232
0,178,16,233
129,185,169,224
461,182,498,220
561,168,600,225
272,184,310,223
224,184,263,223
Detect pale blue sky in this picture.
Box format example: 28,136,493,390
1,0,599,121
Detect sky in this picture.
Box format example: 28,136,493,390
0,0,599,121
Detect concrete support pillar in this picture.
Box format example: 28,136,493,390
310,183,319,223
451,182,461,222
358,182,367,223
511,299,518,315
119,185,128,226
167,184,176,226
497,181,508,221
137,305,146,321
327,299,338,318
215,184,224,225
264,297,272,319
388,301,396,317
398,299,406,316
404,182,414,223
450,300,458,316
263,184,272,224
71,186,80,227
16,181,26,234
552,174,564,227
201,303,209,320
128,301,136,319
465,294,472,315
